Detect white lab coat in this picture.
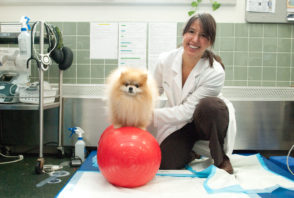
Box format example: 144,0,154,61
152,47,236,157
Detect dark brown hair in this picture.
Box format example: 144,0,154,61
182,13,224,69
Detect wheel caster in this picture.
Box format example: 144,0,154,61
57,146,64,158
35,157,44,174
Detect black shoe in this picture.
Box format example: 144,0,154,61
218,156,233,174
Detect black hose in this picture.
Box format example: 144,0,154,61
26,21,40,69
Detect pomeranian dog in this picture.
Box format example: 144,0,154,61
106,67,158,130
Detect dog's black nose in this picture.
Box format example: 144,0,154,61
128,87,133,93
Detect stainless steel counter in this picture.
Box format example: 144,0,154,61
1,84,293,151
60,85,294,150
231,101,294,150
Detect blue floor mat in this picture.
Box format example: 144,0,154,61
259,157,294,197
268,156,294,177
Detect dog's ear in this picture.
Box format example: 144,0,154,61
140,73,148,83
120,71,126,80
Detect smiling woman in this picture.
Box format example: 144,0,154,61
150,13,235,174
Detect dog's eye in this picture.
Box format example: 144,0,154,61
124,83,129,87
135,84,139,88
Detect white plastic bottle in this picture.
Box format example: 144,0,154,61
16,16,31,68
75,136,86,162
71,127,86,162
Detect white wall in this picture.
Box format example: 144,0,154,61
0,1,245,23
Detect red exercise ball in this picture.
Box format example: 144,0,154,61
97,125,161,188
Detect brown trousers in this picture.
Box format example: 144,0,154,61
159,97,229,169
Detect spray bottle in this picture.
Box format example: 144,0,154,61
16,16,31,69
68,127,86,162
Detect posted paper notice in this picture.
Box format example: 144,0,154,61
118,23,147,69
148,23,177,73
90,23,118,59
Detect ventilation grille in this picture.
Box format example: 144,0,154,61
60,84,294,101
222,86,294,101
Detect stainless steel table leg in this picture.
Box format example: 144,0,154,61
36,21,45,174
57,70,64,157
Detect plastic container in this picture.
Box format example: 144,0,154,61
16,16,31,69
18,16,31,58
19,81,57,104
68,127,86,162
75,137,86,162
19,87,57,104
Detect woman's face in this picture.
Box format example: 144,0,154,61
182,19,211,59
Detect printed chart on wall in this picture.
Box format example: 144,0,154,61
148,23,177,74
118,23,147,69
90,23,118,59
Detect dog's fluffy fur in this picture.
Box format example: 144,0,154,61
106,67,158,129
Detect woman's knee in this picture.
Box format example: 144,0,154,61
194,97,227,118
193,97,229,133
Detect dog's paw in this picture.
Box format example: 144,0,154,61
138,126,146,130
113,124,122,129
